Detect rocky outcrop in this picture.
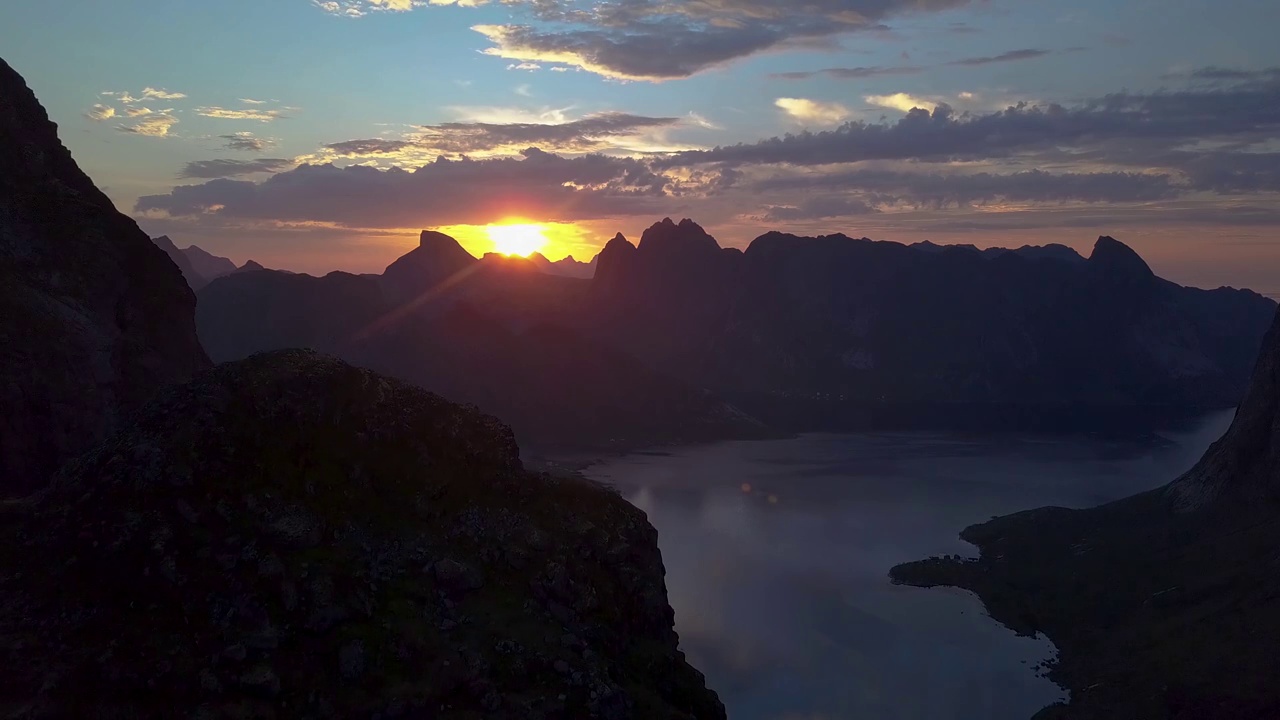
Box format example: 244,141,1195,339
0,57,209,495
0,350,725,719
891,309,1280,719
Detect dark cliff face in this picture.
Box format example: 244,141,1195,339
153,234,209,290
1170,308,1280,509
0,350,726,719
0,58,210,494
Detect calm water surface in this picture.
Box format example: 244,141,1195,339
581,412,1233,720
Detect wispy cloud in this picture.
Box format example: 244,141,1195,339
196,107,286,122
307,110,691,163
220,132,274,152
141,86,187,100
240,98,269,105
179,158,295,179
949,48,1051,67
85,104,116,121
775,98,851,126
773,65,922,80
865,93,938,113
117,113,180,137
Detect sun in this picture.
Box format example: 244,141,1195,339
486,222,549,257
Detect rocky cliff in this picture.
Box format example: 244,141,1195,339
0,350,725,719
891,310,1280,719
0,58,209,495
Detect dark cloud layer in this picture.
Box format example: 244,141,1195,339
666,73,1280,167
180,158,295,179
754,169,1179,208
476,0,972,80
138,148,669,228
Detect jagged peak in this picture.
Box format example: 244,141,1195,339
1089,235,1154,278
637,217,721,254
420,229,465,250
603,232,636,253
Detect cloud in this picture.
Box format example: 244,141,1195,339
85,104,116,121
312,0,438,17
135,148,670,228
240,98,269,105
665,72,1280,168
116,113,180,137
142,87,187,100
865,93,938,113
196,107,285,122
468,0,972,81
124,106,159,117
220,132,274,152
756,196,880,221
179,158,296,179
772,65,922,80
753,168,1180,206
312,112,685,161
948,48,1051,66
508,62,542,70
775,98,851,126
773,48,1064,80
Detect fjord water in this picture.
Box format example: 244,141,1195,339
582,412,1234,720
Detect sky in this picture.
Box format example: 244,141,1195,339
3,0,1279,292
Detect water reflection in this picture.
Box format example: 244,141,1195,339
583,412,1233,720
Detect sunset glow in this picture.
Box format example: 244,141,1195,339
486,223,549,257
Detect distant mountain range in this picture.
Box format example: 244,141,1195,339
150,236,269,290
195,217,1276,449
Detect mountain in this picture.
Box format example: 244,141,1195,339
183,244,238,280
0,350,726,719
528,251,597,279
152,234,210,290
196,243,764,451
891,308,1280,718
235,259,267,273
0,57,209,495
581,221,1275,432
1,58,725,718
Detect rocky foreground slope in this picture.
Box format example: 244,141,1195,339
0,58,209,495
0,350,725,719
891,310,1280,719
0,56,723,719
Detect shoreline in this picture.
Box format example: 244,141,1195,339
889,491,1280,719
